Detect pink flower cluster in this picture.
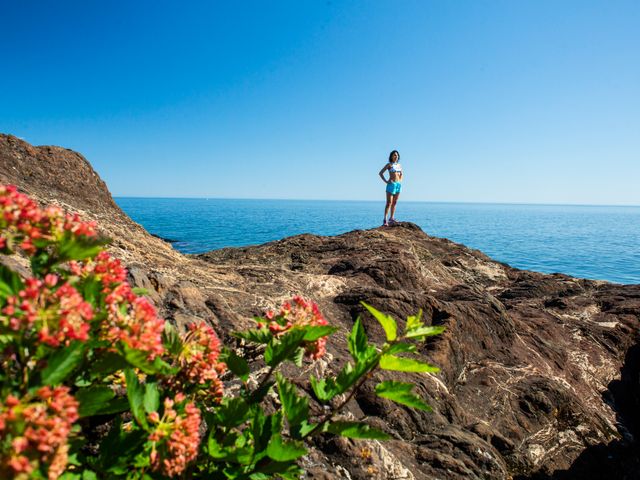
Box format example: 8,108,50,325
1,274,93,347
148,394,201,476
69,251,127,287
259,296,329,360
103,282,166,359
0,184,96,254
71,250,165,359
0,386,79,479
169,323,227,401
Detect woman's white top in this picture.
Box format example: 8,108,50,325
388,162,402,173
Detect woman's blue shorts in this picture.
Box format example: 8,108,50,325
386,182,402,195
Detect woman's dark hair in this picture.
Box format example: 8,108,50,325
389,150,400,162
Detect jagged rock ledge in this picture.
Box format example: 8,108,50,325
1,133,639,479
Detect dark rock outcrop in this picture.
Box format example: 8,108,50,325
2,133,639,479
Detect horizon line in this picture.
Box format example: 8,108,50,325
112,196,640,209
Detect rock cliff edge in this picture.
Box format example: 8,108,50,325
1,134,639,479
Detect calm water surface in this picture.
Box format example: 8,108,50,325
115,198,640,285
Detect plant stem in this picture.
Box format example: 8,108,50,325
304,357,380,439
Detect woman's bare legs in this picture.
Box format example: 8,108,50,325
383,192,393,224
389,193,400,222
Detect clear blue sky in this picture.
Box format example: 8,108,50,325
1,1,638,204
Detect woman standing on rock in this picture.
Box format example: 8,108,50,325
379,149,402,226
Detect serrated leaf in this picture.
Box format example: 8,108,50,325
348,317,368,360
264,329,306,367
251,461,303,478
162,322,183,356
94,396,129,416
80,277,102,307
361,302,397,341
266,434,307,462
57,234,106,262
405,310,424,332
214,397,251,428
223,348,250,382
143,382,160,414
89,352,128,379
124,368,147,428
386,343,417,355
375,381,432,411
252,410,283,456
0,265,25,299
122,344,175,375
81,470,98,480
405,325,445,339
276,373,309,439
302,325,338,341
76,386,115,417
310,376,333,403
325,421,390,440
41,341,85,385
233,327,273,344
58,473,82,480
293,347,304,367
379,354,440,373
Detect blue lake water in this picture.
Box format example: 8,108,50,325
115,198,640,285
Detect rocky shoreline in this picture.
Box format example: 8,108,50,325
1,133,639,479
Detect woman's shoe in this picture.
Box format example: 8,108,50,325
388,218,397,225
382,219,389,226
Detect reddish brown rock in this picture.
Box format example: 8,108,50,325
1,133,639,479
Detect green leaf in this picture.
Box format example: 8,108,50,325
266,434,307,462
405,310,424,332
233,327,272,344
161,322,183,357
88,352,128,379
124,368,147,428
302,325,338,341
375,381,432,411
0,265,24,299
57,234,106,262
379,354,440,373
214,397,251,428
132,287,148,296
121,344,176,375
81,470,98,480
98,421,147,473
76,386,115,417
293,347,304,367
325,421,390,440
251,461,303,478
264,329,306,367
276,373,310,439
41,341,85,385
94,396,129,416
386,343,417,355
30,251,51,277
252,410,283,457
59,473,82,480
348,317,368,360
310,376,334,403
223,348,250,382
404,325,445,340
143,382,160,414
361,302,397,342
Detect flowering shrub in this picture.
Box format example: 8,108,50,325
0,185,443,479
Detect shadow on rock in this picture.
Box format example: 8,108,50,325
519,344,640,480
